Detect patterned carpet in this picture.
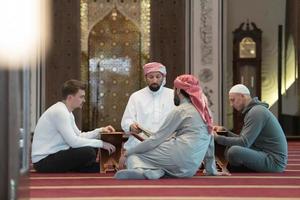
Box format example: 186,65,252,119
29,141,300,200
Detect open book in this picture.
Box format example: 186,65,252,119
130,126,153,141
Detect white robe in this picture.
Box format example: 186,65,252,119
126,99,218,177
121,86,174,150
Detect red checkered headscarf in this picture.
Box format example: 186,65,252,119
143,62,166,76
174,74,213,133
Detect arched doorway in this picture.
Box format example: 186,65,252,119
80,0,150,131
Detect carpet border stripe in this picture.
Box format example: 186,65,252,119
28,197,300,200
30,176,300,180
29,185,300,189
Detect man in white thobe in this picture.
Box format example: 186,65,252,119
121,62,174,151
115,75,222,179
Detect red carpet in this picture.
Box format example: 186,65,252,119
29,141,300,200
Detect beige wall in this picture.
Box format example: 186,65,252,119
224,0,286,128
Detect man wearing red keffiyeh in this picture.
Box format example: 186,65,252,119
115,74,228,180
174,74,213,133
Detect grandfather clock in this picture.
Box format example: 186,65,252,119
232,21,262,133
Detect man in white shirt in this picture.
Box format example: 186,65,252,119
31,79,116,173
121,62,174,151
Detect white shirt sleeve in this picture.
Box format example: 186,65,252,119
121,95,136,133
70,114,102,139
54,109,103,148
80,128,102,139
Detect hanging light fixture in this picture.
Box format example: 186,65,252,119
111,7,117,21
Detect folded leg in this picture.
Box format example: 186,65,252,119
115,169,145,179
144,169,165,179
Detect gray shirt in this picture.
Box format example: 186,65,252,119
215,97,288,168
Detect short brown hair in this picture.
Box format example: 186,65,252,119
61,79,86,99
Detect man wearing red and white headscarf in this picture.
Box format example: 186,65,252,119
121,62,174,150
116,74,222,179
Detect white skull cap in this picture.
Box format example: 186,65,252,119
229,84,250,95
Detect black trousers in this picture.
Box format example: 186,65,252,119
33,146,100,173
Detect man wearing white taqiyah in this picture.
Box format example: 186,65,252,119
31,79,116,173
121,62,174,151
214,84,288,172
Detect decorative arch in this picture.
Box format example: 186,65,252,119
87,7,142,130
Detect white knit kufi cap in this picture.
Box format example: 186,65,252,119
229,84,250,95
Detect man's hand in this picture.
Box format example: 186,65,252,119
213,125,226,132
130,122,141,133
102,142,116,155
101,125,115,133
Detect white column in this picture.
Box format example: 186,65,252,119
190,0,223,124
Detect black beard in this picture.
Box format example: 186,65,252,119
149,84,160,92
173,93,180,106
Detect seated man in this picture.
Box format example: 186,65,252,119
31,79,116,173
121,62,174,151
214,84,288,172
115,75,225,179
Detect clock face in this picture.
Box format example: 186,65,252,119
239,37,256,58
